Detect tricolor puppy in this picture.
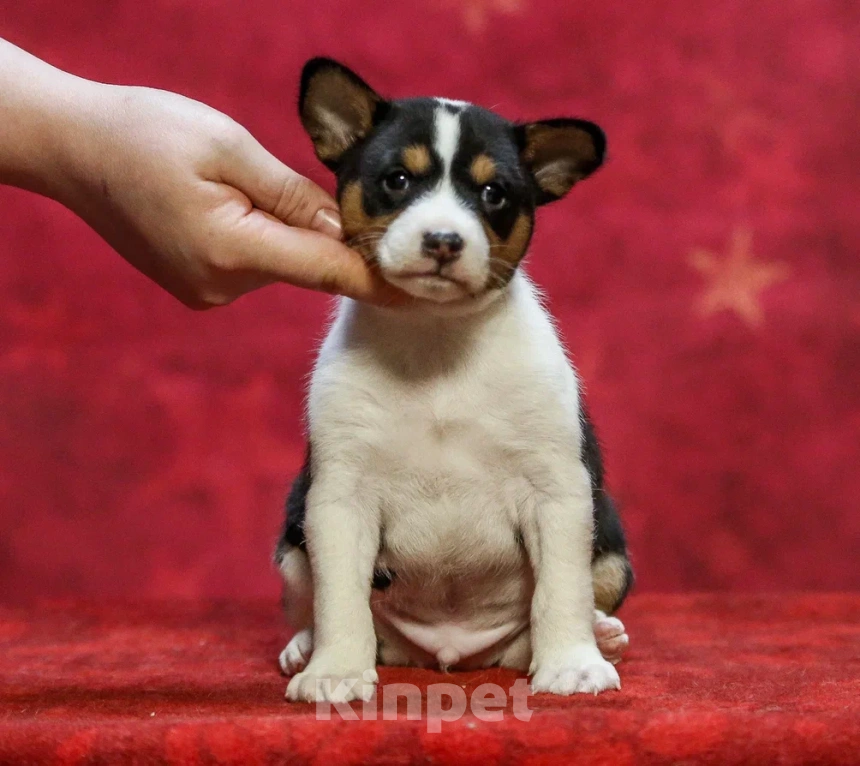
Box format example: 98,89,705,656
276,58,633,703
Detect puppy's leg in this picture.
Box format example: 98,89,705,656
277,548,314,675
523,463,620,695
584,414,634,664
496,613,628,670
285,468,380,704
592,551,633,664
497,629,532,671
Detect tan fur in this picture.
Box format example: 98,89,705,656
402,145,431,175
484,213,533,286
470,154,497,185
592,553,629,614
340,181,399,261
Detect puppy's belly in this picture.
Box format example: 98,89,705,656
360,419,535,668
370,568,532,670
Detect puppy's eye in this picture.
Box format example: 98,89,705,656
382,169,411,194
481,182,507,210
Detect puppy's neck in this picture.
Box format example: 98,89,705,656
339,273,526,381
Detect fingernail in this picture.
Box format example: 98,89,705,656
311,209,342,240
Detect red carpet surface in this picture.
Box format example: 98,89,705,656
1,595,858,764
1,1,859,603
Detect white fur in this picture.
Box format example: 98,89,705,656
433,106,461,172
377,106,492,302
279,627,313,675
283,273,619,702
436,97,470,110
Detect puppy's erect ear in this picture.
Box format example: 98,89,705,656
515,118,606,205
299,58,387,169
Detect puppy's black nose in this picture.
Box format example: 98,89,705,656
422,231,464,264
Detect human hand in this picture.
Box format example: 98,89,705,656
0,39,403,309
53,83,405,308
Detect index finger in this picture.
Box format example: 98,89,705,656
230,208,410,306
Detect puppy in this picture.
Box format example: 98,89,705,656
276,58,633,703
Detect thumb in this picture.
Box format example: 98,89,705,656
219,129,343,240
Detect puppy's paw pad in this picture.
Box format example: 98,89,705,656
279,628,314,676
286,666,378,703
594,615,629,664
532,649,620,696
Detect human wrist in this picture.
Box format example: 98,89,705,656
0,41,107,205
22,76,113,209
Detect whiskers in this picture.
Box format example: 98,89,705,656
486,253,518,291
345,227,387,261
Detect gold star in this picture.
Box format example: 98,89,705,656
690,228,790,327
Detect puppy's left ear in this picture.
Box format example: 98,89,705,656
515,118,606,205
299,58,388,170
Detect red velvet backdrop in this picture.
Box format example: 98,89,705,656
1,1,858,602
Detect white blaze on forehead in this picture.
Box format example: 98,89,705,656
432,105,462,177
436,97,470,109
372,99,492,303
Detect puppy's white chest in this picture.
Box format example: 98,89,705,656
307,275,582,670
384,391,511,481
372,390,525,567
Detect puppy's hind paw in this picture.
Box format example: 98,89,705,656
279,628,314,676
594,611,630,665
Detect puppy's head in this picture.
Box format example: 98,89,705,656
299,58,605,306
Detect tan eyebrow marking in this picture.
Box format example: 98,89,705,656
402,144,432,175
470,154,497,185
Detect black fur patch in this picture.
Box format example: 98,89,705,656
581,408,629,557
281,445,311,552
581,406,634,609
328,97,538,246
452,108,534,242
299,58,605,257
335,98,441,218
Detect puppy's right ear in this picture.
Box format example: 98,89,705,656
299,58,387,170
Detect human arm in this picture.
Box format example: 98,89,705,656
0,38,401,308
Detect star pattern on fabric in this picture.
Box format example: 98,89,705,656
700,73,776,155
696,71,804,207
440,0,522,32
689,228,790,327
124,371,299,595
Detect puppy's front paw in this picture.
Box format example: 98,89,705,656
531,645,621,696
285,658,378,703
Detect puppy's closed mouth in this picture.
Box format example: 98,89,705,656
393,269,460,282
389,270,473,292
